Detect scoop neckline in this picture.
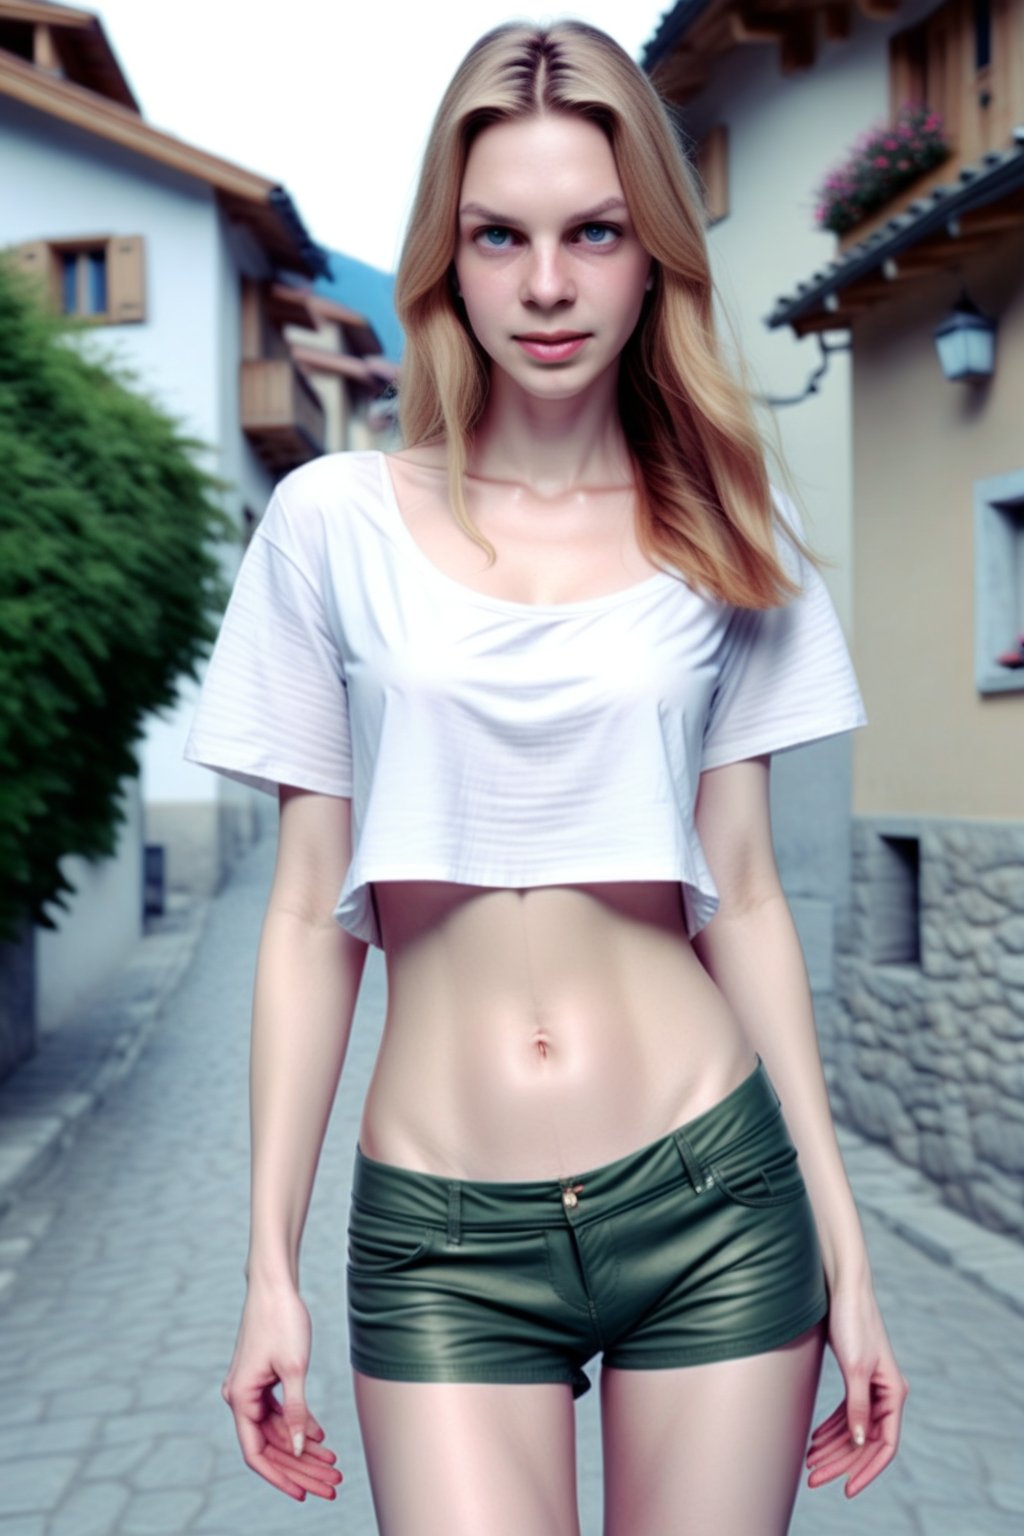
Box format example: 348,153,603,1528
374,450,680,617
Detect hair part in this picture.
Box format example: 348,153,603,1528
393,18,824,608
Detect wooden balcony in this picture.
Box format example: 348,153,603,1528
240,358,325,470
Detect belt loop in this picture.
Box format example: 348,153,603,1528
672,1128,708,1194
447,1182,462,1245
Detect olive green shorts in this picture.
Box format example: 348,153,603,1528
347,1053,829,1399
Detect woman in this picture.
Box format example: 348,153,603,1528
184,19,908,1534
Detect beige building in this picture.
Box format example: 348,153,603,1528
646,0,1024,1238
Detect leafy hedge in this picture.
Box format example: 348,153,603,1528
0,256,235,943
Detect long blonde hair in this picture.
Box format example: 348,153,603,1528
394,18,820,608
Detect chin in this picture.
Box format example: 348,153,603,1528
502,357,612,399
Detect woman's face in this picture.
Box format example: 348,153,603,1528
453,112,653,401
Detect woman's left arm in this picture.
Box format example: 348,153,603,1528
692,753,910,1495
691,753,869,1290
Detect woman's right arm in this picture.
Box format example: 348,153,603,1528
222,784,368,1503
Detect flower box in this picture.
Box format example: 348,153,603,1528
813,104,951,241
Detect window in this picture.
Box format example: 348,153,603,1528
974,0,992,72
10,235,146,325
890,1,960,137
59,247,109,317
889,0,1020,161
869,836,921,967
974,469,1024,696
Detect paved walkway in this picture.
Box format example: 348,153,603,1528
0,827,1021,1535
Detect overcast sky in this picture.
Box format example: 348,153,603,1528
91,2,672,273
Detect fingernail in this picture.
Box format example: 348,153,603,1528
293,1431,305,1457
853,1425,865,1446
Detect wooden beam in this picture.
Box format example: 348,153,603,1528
305,291,372,328
822,4,853,43
0,2,90,25
650,50,707,105
856,1,902,17
292,347,375,383
0,51,276,204
781,11,818,72
792,308,857,336
33,23,60,71
729,8,789,45
267,282,319,329
956,204,1024,238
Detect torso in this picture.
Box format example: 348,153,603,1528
355,444,756,1180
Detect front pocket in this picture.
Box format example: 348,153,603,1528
346,1210,435,1275
708,1135,807,1209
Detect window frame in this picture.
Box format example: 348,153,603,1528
10,234,146,326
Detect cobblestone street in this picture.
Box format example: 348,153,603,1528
0,826,1022,1535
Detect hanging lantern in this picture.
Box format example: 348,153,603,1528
933,289,996,381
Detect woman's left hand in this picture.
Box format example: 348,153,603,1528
805,1276,910,1498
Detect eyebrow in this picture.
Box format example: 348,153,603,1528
458,196,628,224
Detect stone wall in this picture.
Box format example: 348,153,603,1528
830,816,1024,1240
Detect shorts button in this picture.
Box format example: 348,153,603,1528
563,1189,578,1209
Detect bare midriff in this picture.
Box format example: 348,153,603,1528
358,880,756,1182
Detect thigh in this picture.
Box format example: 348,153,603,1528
600,1316,827,1536
353,1372,581,1536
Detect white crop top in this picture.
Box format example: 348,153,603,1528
182,449,868,948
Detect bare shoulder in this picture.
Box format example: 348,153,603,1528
385,437,448,472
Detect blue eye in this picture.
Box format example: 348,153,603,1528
479,227,513,248
580,223,618,245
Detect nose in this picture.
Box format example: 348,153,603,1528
520,240,575,309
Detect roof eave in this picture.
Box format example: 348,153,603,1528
766,128,1024,333
0,47,326,278
640,1,715,74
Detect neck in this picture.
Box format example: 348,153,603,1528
467,363,634,497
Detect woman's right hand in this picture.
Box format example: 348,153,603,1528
221,1281,344,1502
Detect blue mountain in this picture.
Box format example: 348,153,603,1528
316,249,404,363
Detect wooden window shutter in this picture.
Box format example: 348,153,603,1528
8,240,55,305
107,235,145,323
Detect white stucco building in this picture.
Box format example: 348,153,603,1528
0,1,387,1040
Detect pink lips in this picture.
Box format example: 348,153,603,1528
514,332,590,362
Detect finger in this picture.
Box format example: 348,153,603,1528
843,1365,874,1450
235,1415,307,1500
807,1437,855,1471
807,1445,859,1486
842,1393,904,1495
264,1444,343,1497
265,1395,328,1445
844,1436,898,1497
265,1441,342,1479
808,1414,848,1451
279,1366,310,1458
808,1402,846,1443
263,1413,338,1464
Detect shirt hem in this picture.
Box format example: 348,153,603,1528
700,707,868,772
182,741,353,799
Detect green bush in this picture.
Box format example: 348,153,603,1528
0,255,235,942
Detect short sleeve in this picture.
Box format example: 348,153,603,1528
700,487,868,772
182,488,353,797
